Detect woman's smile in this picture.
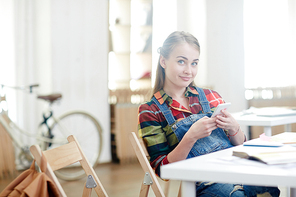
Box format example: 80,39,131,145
180,76,191,81
160,43,200,90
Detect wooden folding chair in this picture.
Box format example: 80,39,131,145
30,135,108,197
129,132,181,197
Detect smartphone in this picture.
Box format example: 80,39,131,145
211,103,231,117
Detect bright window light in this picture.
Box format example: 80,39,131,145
244,0,296,89
0,1,15,85
245,90,254,100
261,90,273,100
0,0,17,121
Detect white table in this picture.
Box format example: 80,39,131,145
232,112,296,137
161,133,296,197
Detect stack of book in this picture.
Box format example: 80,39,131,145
233,132,296,165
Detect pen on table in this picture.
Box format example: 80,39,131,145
243,144,282,148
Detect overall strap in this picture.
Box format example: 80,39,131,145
194,87,211,114
152,96,176,126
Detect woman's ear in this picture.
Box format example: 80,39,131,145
160,56,166,69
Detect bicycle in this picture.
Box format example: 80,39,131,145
0,84,103,181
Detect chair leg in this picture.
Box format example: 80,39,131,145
140,183,150,197
163,180,170,196
82,185,92,197
177,183,182,197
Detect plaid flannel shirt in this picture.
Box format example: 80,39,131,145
138,86,225,177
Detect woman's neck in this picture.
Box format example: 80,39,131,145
163,86,187,100
163,86,190,110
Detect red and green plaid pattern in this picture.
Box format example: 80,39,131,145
138,86,224,176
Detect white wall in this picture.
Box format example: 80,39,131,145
206,0,246,113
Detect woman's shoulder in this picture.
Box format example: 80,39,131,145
191,86,224,107
138,98,159,113
203,88,221,96
190,86,221,96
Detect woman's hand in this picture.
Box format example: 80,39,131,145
185,116,218,141
168,116,218,163
215,110,239,134
216,109,245,145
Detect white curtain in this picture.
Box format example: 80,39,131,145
0,0,111,163
0,0,16,120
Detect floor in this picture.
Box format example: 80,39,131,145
0,161,288,197
0,161,180,197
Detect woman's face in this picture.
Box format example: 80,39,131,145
160,43,200,90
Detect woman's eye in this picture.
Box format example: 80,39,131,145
192,62,198,66
178,60,185,64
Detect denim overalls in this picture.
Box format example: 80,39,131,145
152,87,233,159
152,87,280,197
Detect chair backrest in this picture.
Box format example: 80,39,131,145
30,135,108,197
130,132,175,197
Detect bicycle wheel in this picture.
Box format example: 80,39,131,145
47,110,102,180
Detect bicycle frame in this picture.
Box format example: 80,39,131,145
0,84,103,180
0,84,67,167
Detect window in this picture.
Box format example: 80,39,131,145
244,0,296,89
0,1,15,86
0,0,17,121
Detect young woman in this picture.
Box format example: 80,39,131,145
138,31,280,196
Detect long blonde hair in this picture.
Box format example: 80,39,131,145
152,31,200,97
